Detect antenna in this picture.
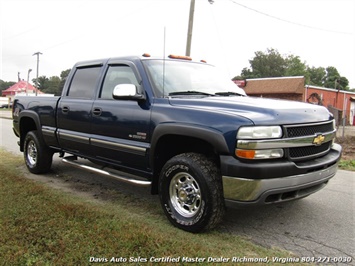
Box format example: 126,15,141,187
163,27,166,97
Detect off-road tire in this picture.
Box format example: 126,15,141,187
23,131,53,174
159,153,225,233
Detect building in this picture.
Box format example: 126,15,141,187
2,80,43,98
235,76,355,126
1,80,55,104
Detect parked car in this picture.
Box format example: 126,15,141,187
1,102,12,109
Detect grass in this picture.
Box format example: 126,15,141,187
338,159,355,171
0,149,299,265
336,136,355,172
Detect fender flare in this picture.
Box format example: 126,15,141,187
18,110,43,151
150,123,230,167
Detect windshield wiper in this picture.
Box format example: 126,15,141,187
215,91,245,96
168,91,214,96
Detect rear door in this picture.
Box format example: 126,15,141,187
57,63,103,156
90,62,151,171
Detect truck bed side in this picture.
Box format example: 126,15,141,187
13,96,61,151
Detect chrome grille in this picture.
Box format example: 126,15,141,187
284,121,334,161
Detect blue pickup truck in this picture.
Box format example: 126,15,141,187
13,54,342,232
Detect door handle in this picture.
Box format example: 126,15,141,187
92,107,102,116
62,106,70,114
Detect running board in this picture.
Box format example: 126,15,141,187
62,156,151,187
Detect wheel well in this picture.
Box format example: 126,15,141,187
19,117,37,151
151,134,220,194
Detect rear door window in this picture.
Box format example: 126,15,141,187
67,67,102,99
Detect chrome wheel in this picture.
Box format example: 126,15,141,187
23,131,53,174
26,140,37,166
169,172,201,218
160,153,225,232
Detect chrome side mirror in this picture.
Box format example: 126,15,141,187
112,84,145,101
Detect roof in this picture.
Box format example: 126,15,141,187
2,80,42,96
242,76,305,95
306,84,355,95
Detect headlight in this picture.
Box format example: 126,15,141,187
237,126,282,139
236,126,283,160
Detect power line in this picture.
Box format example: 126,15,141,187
228,0,352,35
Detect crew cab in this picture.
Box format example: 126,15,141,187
12,54,342,232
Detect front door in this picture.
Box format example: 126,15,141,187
90,63,151,171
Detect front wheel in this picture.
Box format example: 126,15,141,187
159,153,225,233
23,131,53,174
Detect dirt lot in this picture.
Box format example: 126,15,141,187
336,135,355,160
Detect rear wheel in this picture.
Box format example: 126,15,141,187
24,131,53,174
159,153,225,233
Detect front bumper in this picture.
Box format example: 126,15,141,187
221,143,342,207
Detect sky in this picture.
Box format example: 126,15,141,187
1,0,354,88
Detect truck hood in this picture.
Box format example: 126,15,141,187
168,96,333,125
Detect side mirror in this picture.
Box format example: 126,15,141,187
112,84,145,101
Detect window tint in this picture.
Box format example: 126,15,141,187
67,67,101,98
100,65,139,99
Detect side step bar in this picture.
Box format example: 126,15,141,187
62,156,151,187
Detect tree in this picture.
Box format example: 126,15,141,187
322,66,349,90
32,76,49,92
307,66,326,87
31,69,71,96
236,48,350,91
47,76,61,95
249,48,287,78
58,69,71,95
285,55,307,77
338,76,349,91
0,80,16,94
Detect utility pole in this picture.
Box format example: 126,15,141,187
185,0,195,57
33,52,42,96
185,0,214,57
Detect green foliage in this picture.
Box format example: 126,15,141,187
31,69,71,96
237,48,350,90
0,80,16,93
1,68,71,96
240,48,287,79
307,66,326,86
338,160,355,171
284,55,307,77
322,67,349,90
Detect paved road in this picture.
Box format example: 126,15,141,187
1,116,354,264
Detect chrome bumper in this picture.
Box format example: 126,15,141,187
223,162,338,206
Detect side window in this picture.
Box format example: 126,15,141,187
100,65,139,99
67,66,101,98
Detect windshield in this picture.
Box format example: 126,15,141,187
142,59,246,97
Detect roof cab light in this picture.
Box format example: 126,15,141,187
168,54,192,61
237,126,282,139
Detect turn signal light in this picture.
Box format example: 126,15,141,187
236,149,284,159
236,149,256,159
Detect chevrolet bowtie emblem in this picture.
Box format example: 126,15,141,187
313,134,325,145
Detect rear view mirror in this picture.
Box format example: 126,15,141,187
112,84,145,101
